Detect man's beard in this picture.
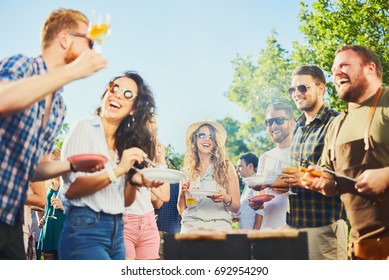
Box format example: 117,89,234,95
64,43,79,64
271,130,289,144
298,98,318,113
338,76,369,103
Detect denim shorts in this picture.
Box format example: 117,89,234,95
58,206,125,260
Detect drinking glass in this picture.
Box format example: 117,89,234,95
185,191,197,207
275,160,297,196
88,11,112,53
47,192,59,220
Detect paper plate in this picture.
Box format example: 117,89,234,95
140,168,186,184
243,175,277,186
189,189,217,196
248,194,275,203
67,154,108,171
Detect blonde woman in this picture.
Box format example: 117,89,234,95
178,120,240,233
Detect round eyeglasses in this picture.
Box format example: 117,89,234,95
107,82,137,100
196,132,215,141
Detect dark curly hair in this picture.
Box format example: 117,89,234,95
96,71,157,173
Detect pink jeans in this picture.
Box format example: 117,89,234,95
123,211,160,259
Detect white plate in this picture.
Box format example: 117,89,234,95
243,175,277,186
140,168,186,184
189,189,217,196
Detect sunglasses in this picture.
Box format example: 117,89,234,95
68,32,94,49
265,117,290,127
196,132,215,140
288,84,311,95
107,82,137,100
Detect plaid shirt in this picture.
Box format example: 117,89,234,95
0,54,66,225
156,183,181,233
288,105,346,228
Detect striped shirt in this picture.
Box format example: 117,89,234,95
288,104,346,227
60,115,126,215
0,54,66,225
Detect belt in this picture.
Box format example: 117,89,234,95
349,236,389,260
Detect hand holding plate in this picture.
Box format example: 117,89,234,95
207,189,224,203
67,153,108,173
248,194,275,210
130,171,165,188
245,175,277,191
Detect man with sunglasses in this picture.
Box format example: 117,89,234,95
284,65,348,260
301,46,389,260
0,8,107,259
249,102,294,230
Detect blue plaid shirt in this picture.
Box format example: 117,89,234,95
288,105,346,228
156,183,181,233
0,54,66,225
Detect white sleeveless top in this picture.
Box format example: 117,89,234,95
181,164,232,227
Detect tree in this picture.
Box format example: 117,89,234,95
297,0,389,110
165,144,184,170
225,0,389,156
225,31,296,157
217,117,250,164
55,123,69,149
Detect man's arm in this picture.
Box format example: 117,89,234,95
253,212,263,230
300,167,338,196
355,167,389,196
31,156,105,182
0,50,106,116
31,160,72,182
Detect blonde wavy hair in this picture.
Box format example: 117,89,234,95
183,124,229,186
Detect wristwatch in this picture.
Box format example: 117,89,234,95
223,195,232,207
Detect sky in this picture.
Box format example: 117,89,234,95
1,0,313,154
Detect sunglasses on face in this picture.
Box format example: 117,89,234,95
196,132,215,140
68,32,94,49
265,117,290,127
288,84,310,95
107,82,137,100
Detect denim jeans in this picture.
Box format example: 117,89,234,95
58,206,125,260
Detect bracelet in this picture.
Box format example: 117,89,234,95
223,195,232,207
106,166,118,183
69,162,77,172
127,169,142,187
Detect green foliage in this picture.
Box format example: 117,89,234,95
298,0,389,110
217,117,250,164
224,0,389,160
225,30,296,157
55,123,69,149
165,144,184,170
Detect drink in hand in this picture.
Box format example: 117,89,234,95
89,23,110,43
88,12,111,52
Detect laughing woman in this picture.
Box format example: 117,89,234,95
58,71,163,260
178,119,240,233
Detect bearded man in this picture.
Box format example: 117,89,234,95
0,8,107,259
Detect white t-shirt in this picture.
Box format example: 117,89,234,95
238,177,259,229
257,147,290,229
123,187,154,215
